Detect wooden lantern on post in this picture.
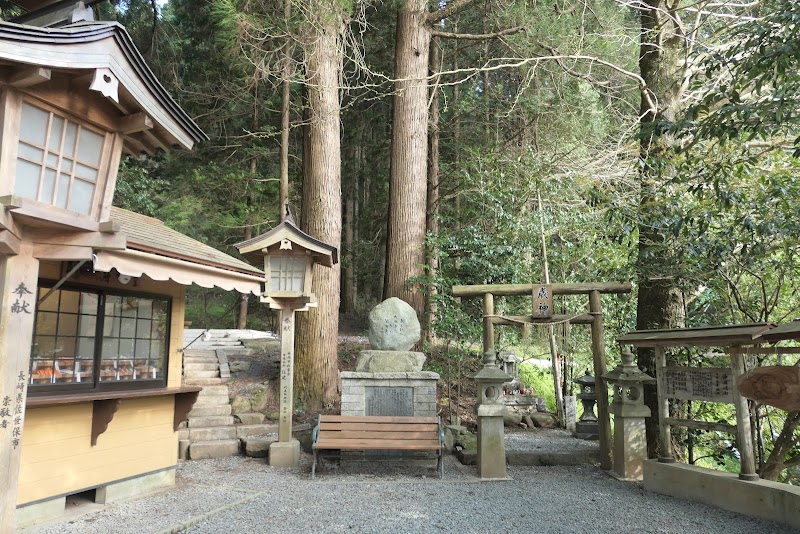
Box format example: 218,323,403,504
235,210,337,467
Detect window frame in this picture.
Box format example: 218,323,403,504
28,281,172,396
12,97,111,219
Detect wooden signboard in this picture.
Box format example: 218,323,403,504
660,366,734,403
737,366,800,412
532,284,553,319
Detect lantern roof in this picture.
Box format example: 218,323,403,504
0,19,207,152
234,213,339,268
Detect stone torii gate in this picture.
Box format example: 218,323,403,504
452,282,632,475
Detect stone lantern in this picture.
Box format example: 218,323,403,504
472,351,512,479
235,208,338,467
603,346,655,480
574,370,599,440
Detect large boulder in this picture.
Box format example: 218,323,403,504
355,350,426,372
368,297,421,351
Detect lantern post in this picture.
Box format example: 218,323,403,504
235,208,338,467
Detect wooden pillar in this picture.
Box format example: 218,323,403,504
0,243,39,532
654,346,674,462
731,351,759,480
278,307,296,442
588,290,612,470
482,293,495,361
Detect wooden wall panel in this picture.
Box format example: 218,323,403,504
18,397,177,505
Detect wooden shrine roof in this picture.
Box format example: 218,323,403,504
617,323,774,347
0,20,207,151
761,320,800,343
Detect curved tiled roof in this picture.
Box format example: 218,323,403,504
0,20,207,147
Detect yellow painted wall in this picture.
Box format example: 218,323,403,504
18,397,177,505
19,263,187,505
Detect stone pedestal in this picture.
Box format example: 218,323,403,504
604,346,655,481
269,439,300,467
610,408,649,481
340,372,439,417
477,404,508,479
473,358,511,479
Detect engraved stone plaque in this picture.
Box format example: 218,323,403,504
365,386,414,416
661,366,734,402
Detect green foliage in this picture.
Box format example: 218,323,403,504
687,1,800,156
518,363,556,412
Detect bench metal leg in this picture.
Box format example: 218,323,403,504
438,451,444,479
312,450,318,480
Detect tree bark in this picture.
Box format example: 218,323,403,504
385,0,430,315
295,4,343,409
636,0,688,458
343,163,357,313
279,0,291,222
424,39,441,344
760,411,800,480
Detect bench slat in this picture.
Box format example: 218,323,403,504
319,432,438,440
319,415,438,424
314,438,441,450
319,422,439,432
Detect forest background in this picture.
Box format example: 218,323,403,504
27,0,797,483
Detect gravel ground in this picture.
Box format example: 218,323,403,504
505,428,600,452
24,450,791,534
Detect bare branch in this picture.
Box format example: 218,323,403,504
431,26,526,41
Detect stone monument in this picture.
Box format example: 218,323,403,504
340,298,439,417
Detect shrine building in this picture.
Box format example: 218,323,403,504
0,2,263,530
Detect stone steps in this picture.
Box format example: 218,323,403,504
189,426,237,441
183,363,219,372
189,439,240,460
188,404,232,417
236,424,278,438
188,415,234,428
184,378,224,386
180,330,278,461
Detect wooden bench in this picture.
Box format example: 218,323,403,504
311,415,444,479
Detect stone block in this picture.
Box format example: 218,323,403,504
96,469,175,504
340,371,375,379
406,372,440,380
340,393,362,405
15,496,65,528
645,460,800,530
178,439,190,460
193,394,230,407
178,429,189,440
198,385,230,396
355,350,426,372
189,426,237,441
242,435,278,458
236,423,279,438
234,412,266,425
229,395,252,414
188,415,234,428
269,439,300,467
368,297,421,350
249,385,272,412
189,404,232,417
184,378,224,386
189,439,241,459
